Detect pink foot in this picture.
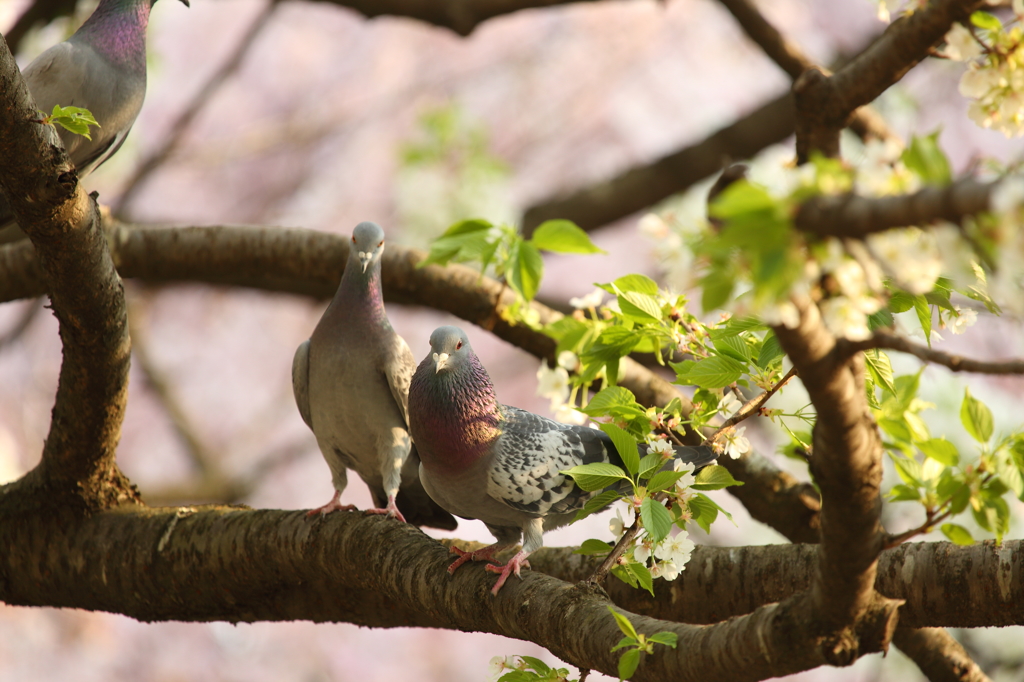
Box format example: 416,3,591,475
306,491,357,517
364,496,407,523
484,550,531,595
446,544,505,575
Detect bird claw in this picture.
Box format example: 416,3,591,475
306,491,357,517
447,544,501,574
484,552,531,595
364,498,407,524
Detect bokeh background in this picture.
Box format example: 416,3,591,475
1,0,1022,679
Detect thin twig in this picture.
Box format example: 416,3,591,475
707,366,799,444
883,473,994,549
588,517,640,586
842,332,1024,375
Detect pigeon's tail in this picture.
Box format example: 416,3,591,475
637,443,719,472
376,446,458,531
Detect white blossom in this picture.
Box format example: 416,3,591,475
610,507,634,538
650,559,681,581
536,361,570,408
489,656,517,678
634,538,653,564
718,392,742,419
553,404,588,425
754,299,800,329
569,287,605,310
647,438,673,457
940,23,984,61
673,459,696,492
949,306,978,335
819,295,880,341
992,176,1024,216
867,227,942,295
638,213,670,240
557,350,579,371
720,426,751,460
655,531,696,568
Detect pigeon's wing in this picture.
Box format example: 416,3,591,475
381,331,415,426
486,405,614,517
22,42,92,162
292,339,313,429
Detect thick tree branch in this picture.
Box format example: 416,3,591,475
305,0,608,36
892,628,992,682
794,0,984,160
0,504,902,681
521,92,795,234
795,179,995,238
842,331,1024,375
0,35,136,509
772,297,893,645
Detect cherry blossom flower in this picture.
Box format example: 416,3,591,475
718,392,742,419
673,460,696,492
609,506,634,538
718,426,751,459
569,288,605,310
940,23,984,61
655,531,696,568
949,306,978,335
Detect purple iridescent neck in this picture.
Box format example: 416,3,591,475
71,0,152,72
332,255,389,328
410,351,501,473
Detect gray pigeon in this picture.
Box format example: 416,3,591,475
292,221,456,530
408,325,717,595
0,0,189,241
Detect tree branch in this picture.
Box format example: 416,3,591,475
842,331,1024,374
891,628,992,682
794,0,984,161
521,91,795,235
794,179,996,238
0,35,136,509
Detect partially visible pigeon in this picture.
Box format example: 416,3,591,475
408,325,717,595
0,0,189,241
292,221,456,530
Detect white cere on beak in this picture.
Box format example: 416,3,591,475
358,250,372,273
433,352,450,373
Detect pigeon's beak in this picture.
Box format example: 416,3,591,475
358,251,372,273
433,352,450,373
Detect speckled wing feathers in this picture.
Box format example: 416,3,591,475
486,406,616,517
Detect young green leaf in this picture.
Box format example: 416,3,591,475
600,423,641,476
711,333,751,362
940,523,974,545
617,291,662,323
692,464,743,491
918,438,959,467
607,606,640,640
575,538,615,556
613,274,659,295
573,490,623,521
626,561,655,596
674,355,745,389
618,648,641,681
531,220,606,254
508,241,544,302
637,452,664,480
960,388,994,443
583,386,642,417
970,10,1003,32
863,350,896,396
562,463,631,492
688,493,719,534
640,496,674,543
914,296,933,346
901,132,952,186
519,656,551,675
611,636,639,653
647,632,678,648
756,331,783,368
647,470,687,494
47,104,101,141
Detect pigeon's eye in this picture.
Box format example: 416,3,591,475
351,236,356,244
378,240,384,247
455,340,463,350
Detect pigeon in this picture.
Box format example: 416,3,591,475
0,0,190,242
408,325,717,595
292,221,456,530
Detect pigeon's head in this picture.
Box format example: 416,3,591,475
428,326,473,375
350,221,386,274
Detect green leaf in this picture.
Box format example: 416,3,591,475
647,632,678,648
708,180,776,220
626,561,655,596
675,355,745,389
996,448,1024,500
583,386,642,418
601,423,641,476
756,331,783,368
692,464,743,491
531,220,606,254
700,271,735,313
561,463,631,492
573,490,623,521
970,10,1002,32
640,496,674,543
941,523,974,545
575,538,615,555
901,132,952,186
607,606,639,639
863,350,895,396
892,456,922,486
914,296,933,346
519,656,551,675
712,333,751,362
960,388,994,443
419,219,495,267
618,648,641,681
637,453,664,480
919,438,959,467
48,104,100,141
613,274,658,295
868,308,895,331
617,291,663,323
508,241,544,302
888,484,921,501
612,636,639,652
647,470,686,494
687,493,719,534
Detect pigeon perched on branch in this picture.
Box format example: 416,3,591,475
292,222,456,530
408,325,716,595
1,0,189,240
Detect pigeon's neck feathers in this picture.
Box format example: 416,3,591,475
71,0,152,72
411,352,501,473
329,255,389,330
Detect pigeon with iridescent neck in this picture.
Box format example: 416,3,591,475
292,222,456,530
408,326,717,595
0,0,189,242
